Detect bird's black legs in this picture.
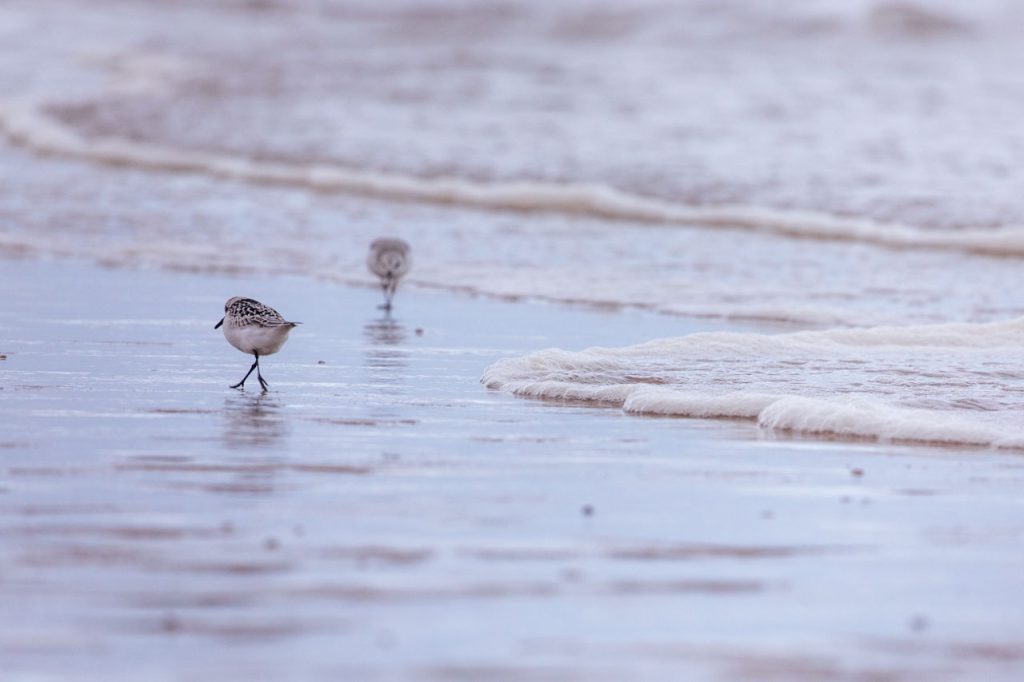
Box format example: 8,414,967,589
387,277,398,308
231,352,266,391
378,276,395,311
256,355,269,392
230,358,257,389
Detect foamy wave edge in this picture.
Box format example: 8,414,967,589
482,316,1024,449
480,370,1024,450
4,98,1024,257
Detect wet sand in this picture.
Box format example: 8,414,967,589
2,258,1023,681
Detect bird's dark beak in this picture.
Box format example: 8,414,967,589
215,317,224,330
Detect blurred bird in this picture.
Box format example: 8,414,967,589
367,237,412,310
215,297,298,391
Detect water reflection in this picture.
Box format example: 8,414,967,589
365,314,407,347
222,392,289,450
364,316,409,385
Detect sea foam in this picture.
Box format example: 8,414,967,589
482,319,1024,449
3,99,1024,258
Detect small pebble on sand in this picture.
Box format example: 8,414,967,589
161,614,181,633
561,568,583,582
910,614,929,633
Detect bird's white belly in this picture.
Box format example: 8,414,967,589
224,325,291,356
368,251,410,279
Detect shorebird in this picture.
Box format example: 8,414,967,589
367,238,411,310
215,297,298,391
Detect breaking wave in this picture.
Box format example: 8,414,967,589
481,318,1024,449
3,98,1024,258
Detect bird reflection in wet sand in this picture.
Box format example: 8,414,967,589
223,392,289,450
365,314,407,346
364,316,408,388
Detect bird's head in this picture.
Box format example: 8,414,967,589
215,296,246,329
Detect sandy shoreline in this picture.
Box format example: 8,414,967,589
2,257,1023,681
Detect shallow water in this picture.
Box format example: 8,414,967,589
2,260,1024,680
4,0,1024,330
3,138,1024,331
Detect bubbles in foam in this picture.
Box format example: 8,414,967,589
482,319,1024,448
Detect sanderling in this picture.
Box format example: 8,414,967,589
367,238,412,310
215,297,298,391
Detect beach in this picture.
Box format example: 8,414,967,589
3,0,1024,679
2,259,1024,681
